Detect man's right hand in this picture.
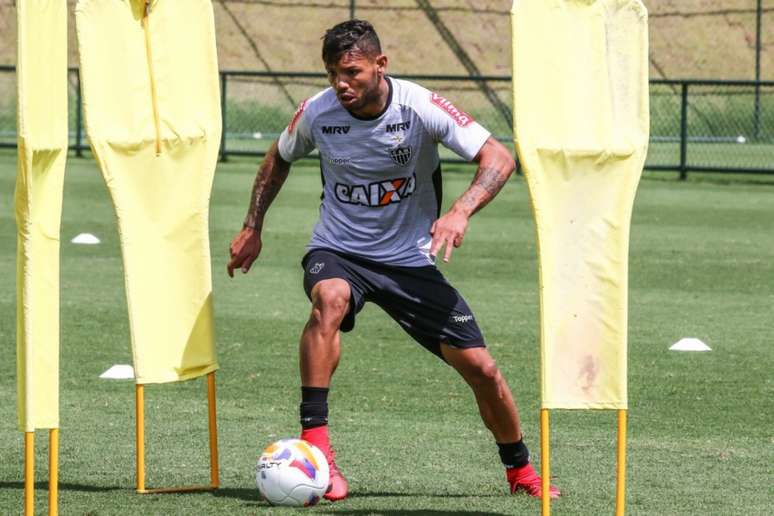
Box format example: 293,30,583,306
227,227,263,277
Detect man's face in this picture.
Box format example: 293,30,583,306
325,49,386,113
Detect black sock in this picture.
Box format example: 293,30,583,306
497,439,529,469
300,386,329,429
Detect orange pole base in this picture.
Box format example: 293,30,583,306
49,428,59,516
24,429,59,516
207,372,220,489
615,409,628,516
136,383,145,493
135,372,219,494
24,432,34,516
540,409,550,516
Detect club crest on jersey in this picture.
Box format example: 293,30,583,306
389,145,412,166
335,173,416,208
430,93,473,127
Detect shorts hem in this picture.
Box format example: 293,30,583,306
439,339,486,350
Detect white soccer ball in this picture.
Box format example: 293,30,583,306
256,438,330,506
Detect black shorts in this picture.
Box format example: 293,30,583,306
301,249,485,359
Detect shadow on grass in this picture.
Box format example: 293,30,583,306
211,487,263,503
346,491,501,499
2,485,513,514
319,512,509,516
213,487,501,502
0,481,122,492
212,487,505,511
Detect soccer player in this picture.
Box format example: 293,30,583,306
228,19,559,502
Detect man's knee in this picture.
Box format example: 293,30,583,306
310,279,351,326
443,346,502,387
465,358,502,387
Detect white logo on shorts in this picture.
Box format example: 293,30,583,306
309,262,325,274
451,314,474,324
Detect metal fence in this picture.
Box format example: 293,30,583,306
649,79,774,177
2,66,772,177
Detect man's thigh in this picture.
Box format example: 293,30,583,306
368,264,486,359
302,249,368,332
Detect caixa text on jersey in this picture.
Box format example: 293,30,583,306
334,174,416,207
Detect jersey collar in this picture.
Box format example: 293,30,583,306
346,76,393,122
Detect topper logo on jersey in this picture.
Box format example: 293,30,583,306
430,93,473,127
321,125,351,135
327,155,352,166
335,173,416,207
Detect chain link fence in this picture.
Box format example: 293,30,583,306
2,66,772,176
0,67,85,154
649,80,774,176
218,71,514,163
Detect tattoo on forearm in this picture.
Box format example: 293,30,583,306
458,190,479,210
474,166,509,197
245,145,290,229
455,165,510,215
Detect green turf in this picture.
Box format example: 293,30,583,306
1,153,772,515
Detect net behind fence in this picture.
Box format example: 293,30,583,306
221,72,514,162
1,66,772,175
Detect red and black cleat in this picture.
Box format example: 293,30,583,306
301,425,349,501
507,463,560,499
324,457,349,501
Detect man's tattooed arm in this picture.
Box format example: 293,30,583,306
243,141,291,231
451,138,516,217
428,137,516,262
454,164,512,216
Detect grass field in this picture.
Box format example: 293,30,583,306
1,153,772,515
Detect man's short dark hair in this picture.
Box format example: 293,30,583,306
322,19,382,65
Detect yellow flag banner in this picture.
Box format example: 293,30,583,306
15,0,68,432
511,0,649,409
75,0,220,384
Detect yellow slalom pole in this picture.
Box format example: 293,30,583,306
616,409,628,516
540,409,551,516
207,372,220,489
24,432,34,516
136,384,146,493
49,428,59,516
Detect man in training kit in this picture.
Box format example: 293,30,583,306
228,20,560,502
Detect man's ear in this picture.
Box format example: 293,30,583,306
376,54,388,76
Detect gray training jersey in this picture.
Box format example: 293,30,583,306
277,77,490,267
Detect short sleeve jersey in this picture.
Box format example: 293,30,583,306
278,77,490,267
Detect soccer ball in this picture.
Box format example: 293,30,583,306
256,438,330,506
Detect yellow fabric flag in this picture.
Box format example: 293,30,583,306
511,0,649,409
15,0,68,432
75,0,220,384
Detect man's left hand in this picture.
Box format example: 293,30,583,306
429,208,469,263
